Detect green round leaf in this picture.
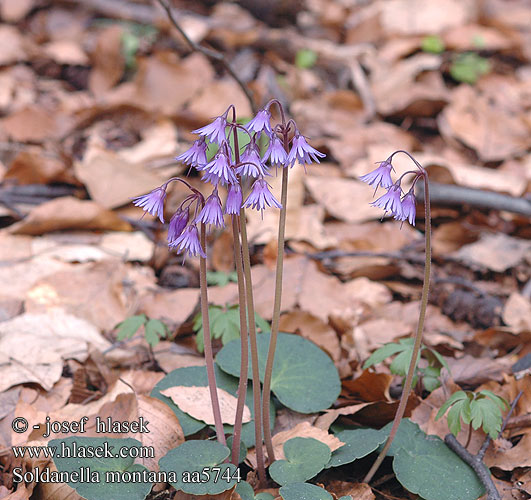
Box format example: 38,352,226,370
326,429,386,468
269,437,331,485
280,482,333,500
393,434,485,500
295,49,318,69
50,437,152,500
159,440,238,495
216,333,340,413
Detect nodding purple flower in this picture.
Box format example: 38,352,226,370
132,186,166,223
398,191,416,226
192,115,227,145
236,142,267,178
199,151,237,186
371,183,403,219
243,178,282,212
167,209,189,243
246,109,272,137
170,224,206,258
287,133,325,167
359,159,394,190
175,138,207,167
225,183,243,215
196,190,225,228
264,135,287,167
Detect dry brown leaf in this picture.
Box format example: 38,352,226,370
0,309,109,392
174,486,236,500
305,176,376,224
0,105,71,143
0,25,26,65
33,468,83,500
370,54,448,116
9,197,131,235
314,403,372,431
24,260,138,331
342,370,393,403
5,149,75,185
122,51,215,115
279,310,341,361
446,354,512,386
96,393,184,471
439,85,530,162
452,233,531,272
74,147,168,210
246,422,343,469
502,293,531,333
380,0,475,35
138,288,199,326
160,386,251,425
88,25,124,96
43,40,89,66
327,480,375,500
0,0,34,22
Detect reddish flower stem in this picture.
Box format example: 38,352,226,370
363,170,431,483
199,222,226,446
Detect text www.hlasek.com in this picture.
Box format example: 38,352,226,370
12,441,155,460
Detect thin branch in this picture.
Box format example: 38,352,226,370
417,182,531,217
154,0,257,114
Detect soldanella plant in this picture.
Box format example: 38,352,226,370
133,101,324,484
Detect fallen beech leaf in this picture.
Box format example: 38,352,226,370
439,85,530,161
25,260,139,331
279,311,340,361
138,288,200,325
0,0,34,22
502,293,531,333
160,386,251,425
342,370,393,403
327,480,375,500
305,177,376,224
0,309,109,392
96,393,184,471
314,403,372,431
0,25,26,65
8,197,131,235
74,148,168,209
380,0,475,35
88,25,124,96
0,105,71,143
43,40,89,66
452,233,531,272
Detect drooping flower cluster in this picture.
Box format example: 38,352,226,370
360,153,424,226
131,102,325,258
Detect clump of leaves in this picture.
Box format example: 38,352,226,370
193,304,270,353
363,338,449,392
450,52,491,84
114,314,168,347
435,390,509,439
422,35,445,54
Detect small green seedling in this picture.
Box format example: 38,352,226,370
363,338,449,392
206,270,238,287
295,49,318,69
193,304,270,353
435,390,509,439
421,35,445,54
115,314,168,348
450,52,491,84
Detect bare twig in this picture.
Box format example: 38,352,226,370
417,182,531,217
154,0,257,114
444,391,523,500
